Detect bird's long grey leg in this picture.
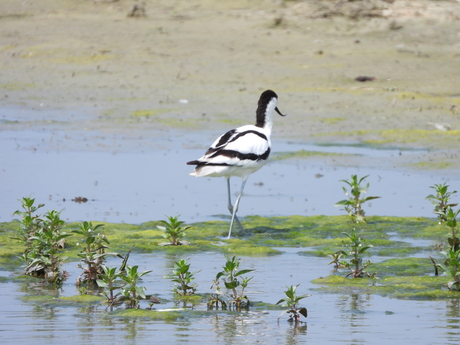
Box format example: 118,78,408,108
226,177,244,238
228,177,248,239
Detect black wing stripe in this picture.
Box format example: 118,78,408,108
229,130,267,144
205,130,268,156
205,147,270,164
215,129,236,147
205,129,237,155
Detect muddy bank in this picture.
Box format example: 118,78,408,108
1,0,460,172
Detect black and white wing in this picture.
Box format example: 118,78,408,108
187,126,270,177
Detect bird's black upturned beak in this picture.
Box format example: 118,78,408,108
275,107,287,117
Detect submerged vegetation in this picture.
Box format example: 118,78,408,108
97,264,125,305
427,183,460,290
426,182,458,224
276,284,309,325
168,258,199,296
12,197,71,285
330,228,375,278
1,179,460,320
157,215,191,246
335,174,381,223
209,256,254,310
73,221,122,288
119,265,152,309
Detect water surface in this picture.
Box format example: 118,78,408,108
1,252,460,345
1,125,457,224
2,105,460,344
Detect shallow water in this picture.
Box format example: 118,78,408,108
2,252,460,345
2,105,460,344
0,119,458,224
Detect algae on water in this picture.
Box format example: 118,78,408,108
2,214,458,302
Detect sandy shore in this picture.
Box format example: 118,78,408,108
1,0,460,170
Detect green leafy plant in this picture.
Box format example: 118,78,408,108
13,198,72,284
157,216,191,245
120,265,152,308
427,183,460,290
96,247,156,309
335,174,380,223
73,221,121,287
97,265,125,306
208,276,227,309
437,248,460,291
169,258,199,296
332,228,374,278
444,208,460,251
12,196,45,246
276,284,310,324
28,210,71,283
426,183,458,224
328,252,345,270
210,256,253,310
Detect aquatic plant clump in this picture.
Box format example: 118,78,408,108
169,258,199,296
120,265,152,309
73,221,122,288
157,216,191,246
276,284,310,325
6,198,460,317
335,174,380,223
12,196,45,246
331,228,375,279
426,183,458,224
209,256,254,310
96,265,125,306
12,197,72,285
427,183,460,290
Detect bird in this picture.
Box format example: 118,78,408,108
187,90,286,239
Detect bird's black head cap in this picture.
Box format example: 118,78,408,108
256,90,285,127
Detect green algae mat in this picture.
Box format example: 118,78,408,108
1,215,458,302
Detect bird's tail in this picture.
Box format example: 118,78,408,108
187,160,200,177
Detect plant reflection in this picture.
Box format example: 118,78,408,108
337,293,370,327
284,323,307,345
446,298,460,339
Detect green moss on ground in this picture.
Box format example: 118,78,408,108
59,294,106,304
311,258,456,300
0,215,442,261
316,127,460,151
110,308,184,321
3,214,459,301
271,150,349,161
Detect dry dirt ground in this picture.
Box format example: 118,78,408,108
1,0,460,169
